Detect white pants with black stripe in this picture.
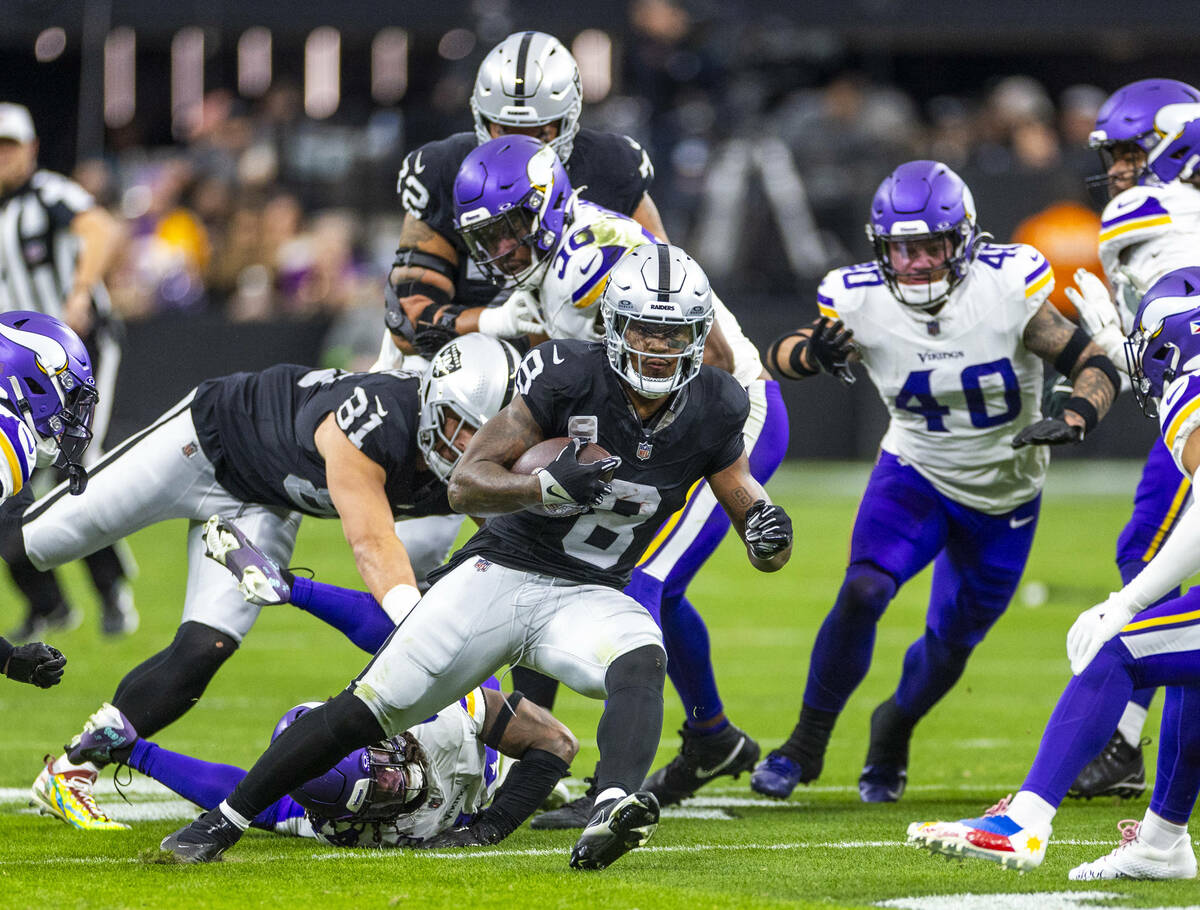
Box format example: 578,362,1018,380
21,392,301,641
353,558,663,736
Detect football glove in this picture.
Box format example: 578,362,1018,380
808,317,856,385
1011,417,1084,448
477,289,546,338
1067,593,1140,675
1063,269,1126,369
5,641,66,688
416,818,506,849
539,439,621,510
413,304,466,358
744,500,793,559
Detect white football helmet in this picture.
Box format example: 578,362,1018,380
600,244,714,398
471,31,583,162
418,334,519,482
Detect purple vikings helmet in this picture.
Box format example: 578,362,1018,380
865,160,980,308
1126,267,1200,416
1088,78,1200,192
0,311,98,494
272,703,430,822
454,135,573,287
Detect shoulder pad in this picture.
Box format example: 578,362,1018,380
0,409,37,499
817,262,883,317
1100,188,1172,251
1160,372,1200,475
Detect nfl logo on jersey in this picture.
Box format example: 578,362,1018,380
637,440,653,460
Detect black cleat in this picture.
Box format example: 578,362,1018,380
1067,731,1148,800
643,722,761,806
417,820,504,849
530,778,596,830
569,791,659,870
160,808,243,863
858,696,915,803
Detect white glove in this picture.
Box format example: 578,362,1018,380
1066,592,1140,676
1063,268,1127,371
476,289,546,338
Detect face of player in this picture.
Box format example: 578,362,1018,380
0,139,36,195
487,120,561,144
434,412,477,465
467,213,535,275
886,235,952,284
1106,141,1146,197
624,319,691,381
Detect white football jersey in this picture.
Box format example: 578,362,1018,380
817,243,1054,514
309,686,499,847
1099,182,1200,320
0,398,38,502
537,199,764,386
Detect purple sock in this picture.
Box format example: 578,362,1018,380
129,739,304,830
1150,685,1200,824
1020,644,1133,806
894,629,972,718
662,596,724,725
290,576,395,653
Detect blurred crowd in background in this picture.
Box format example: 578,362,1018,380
28,0,1194,356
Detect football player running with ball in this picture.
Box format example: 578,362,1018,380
0,311,95,689
457,135,789,819
159,243,793,869
8,334,519,830
754,160,1120,804
907,266,1200,880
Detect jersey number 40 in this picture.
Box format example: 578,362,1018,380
895,358,1021,431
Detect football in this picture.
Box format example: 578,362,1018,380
513,437,614,516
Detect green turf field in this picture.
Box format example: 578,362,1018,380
1,460,1195,910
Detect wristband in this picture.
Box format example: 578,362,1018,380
380,583,421,623
1063,396,1099,434
1053,326,1092,377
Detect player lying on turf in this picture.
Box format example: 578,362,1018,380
907,266,1200,880
9,334,518,830
158,243,793,870
0,311,99,688
457,135,789,820
756,160,1120,804
67,679,574,849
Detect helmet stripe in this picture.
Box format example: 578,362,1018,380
656,243,672,302
500,337,518,408
514,31,535,99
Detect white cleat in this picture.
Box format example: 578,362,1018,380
1069,820,1197,880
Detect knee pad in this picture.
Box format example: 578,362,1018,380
837,564,897,623
605,644,667,696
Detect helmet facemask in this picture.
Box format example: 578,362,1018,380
869,225,976,309
459,190,554,287
603,310,712,398
417,400,482,483
346,732,431,821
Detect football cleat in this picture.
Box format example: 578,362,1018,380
569,791,660,870
531,778,597,830
906,796,1050,872
8,600,81,644
750,751,807,799
859,697,915,803
643,722,761,806
1068,819,1198,880
160,808,244,863
99,580,139,637
67,703,140,766
203,515,291,605
417,821,504,849
31,755,128,830
1067,731,1148,800
859,764,907,803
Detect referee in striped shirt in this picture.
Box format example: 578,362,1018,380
0,102,137,639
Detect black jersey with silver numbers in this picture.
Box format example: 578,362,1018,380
190,365,449,519
437,341,749,589
396,129,655,308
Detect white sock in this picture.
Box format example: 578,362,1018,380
1116,701,1149,746
51,753,98,775
1139,809,1189,852
218,799,252,831
594,787,627,808
1006,790,1056,830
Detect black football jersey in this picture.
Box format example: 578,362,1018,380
190,365,449,519
439,340,749,589
396,129,655,308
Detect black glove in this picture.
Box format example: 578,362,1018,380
1011,417,1084,449
744,500,793,559
808,317,856,385
412,307,462,358
541,439,622,508
5,642,66,688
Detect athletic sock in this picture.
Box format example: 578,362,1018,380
1006,790,1056,830
1140,810,1189,852
1117,701,1149,746
777,704,837,779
